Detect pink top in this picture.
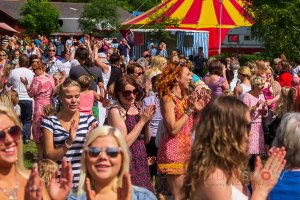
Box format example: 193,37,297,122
242,93,267,123
79,90,94,115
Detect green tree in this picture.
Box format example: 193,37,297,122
78,0,120,34
118,0,161,12
243,0,300,60
20,0,59,35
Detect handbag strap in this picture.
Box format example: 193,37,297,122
81,64,97,82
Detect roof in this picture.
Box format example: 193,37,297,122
0,0,133,21
121,0,251,30
0,22,19,33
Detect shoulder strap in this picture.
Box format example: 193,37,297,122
81,64,97,82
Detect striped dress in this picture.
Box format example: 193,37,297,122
41,113,97,187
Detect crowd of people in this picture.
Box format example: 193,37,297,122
0,33,299,200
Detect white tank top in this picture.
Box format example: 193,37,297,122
239,83,251,100
231,185,250,200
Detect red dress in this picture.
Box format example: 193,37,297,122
157,95,193,174
28,75,55,142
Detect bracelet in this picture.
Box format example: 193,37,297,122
65,139,72,149
185,108,193,117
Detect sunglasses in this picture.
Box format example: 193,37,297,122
136,72,143,76
0,125,22,145
48,49,56,52
85,147,122,158
122,88,138,97
0,55,6,56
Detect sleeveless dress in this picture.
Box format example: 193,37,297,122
157,95,193,174
203,76,226,100
115,105,153,192
79,91,94,115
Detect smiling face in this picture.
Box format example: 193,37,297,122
60,86,80,112
86,135,122,185
177,67,192,90
0,114,19,167
118,84,137,107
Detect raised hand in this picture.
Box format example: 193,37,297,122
25,163,43,200
68,119,78,143
49,157,73,200
117,173,132,200
86,177,96,200
251,147,286,199
140,105,155,124
20,77,29,86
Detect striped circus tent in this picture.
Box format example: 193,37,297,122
121,0,252,55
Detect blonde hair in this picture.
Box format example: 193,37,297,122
238,66,252,79
38,159,58,190
58,79,81,98
245,61,257,76
77,126,130,195
0,104,28,178
0,93,13,108
274,87,294,118
251,76,265,89
149,55,167,71
32,60,46,71
3,64,13,80
43,104,56,117
6,90,19,106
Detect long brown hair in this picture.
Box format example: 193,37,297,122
182,96,250,199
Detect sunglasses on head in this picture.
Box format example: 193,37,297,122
85,147,122,158
0,125,21,145
122,88,138,97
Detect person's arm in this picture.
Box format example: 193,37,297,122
42,119,78,162
108,107,147,147
233,85,242,98
161,95,191,136
221,79,230,91
143,122,151,144
94,46,109,74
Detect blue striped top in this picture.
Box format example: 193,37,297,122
41,113,97,187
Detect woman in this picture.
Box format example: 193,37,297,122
243,76,268,157
71,126,157,199
203,59,229,99
108,75,155,191
276,60,292,88
155,61,204,200
269,113,300,199
182,96,286,200
0,104,73,200
21,60,55,159
41,79,98,187
234,66,252,99
10,49,20,68
0,51,8,70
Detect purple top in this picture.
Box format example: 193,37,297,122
203,76,225,99
142,93,162,137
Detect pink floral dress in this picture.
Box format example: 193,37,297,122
157,95,193,174
28,74,55,143
242,93,266,154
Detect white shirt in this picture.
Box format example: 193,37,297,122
8,67,34,101
62,59,71,77
43,57,63,75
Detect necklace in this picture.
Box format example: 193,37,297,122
0,182,19,200
171,91,183,100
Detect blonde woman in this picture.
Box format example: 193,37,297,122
0,104,72,200
74,126,157,199
234,66,252,99
182,96,286,200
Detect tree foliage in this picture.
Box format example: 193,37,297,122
118,0,161,12
78,0,120,34
243,0,300,60
20,0,59,35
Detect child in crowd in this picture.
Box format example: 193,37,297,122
6,89,21,118
77,75,107,115
38,159,58,191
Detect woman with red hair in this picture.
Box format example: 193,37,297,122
155,61,204,200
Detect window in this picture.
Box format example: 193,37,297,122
228,34,239,42
184,35,194,47
244,35,251,41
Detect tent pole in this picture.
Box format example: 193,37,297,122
219,0,224,55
